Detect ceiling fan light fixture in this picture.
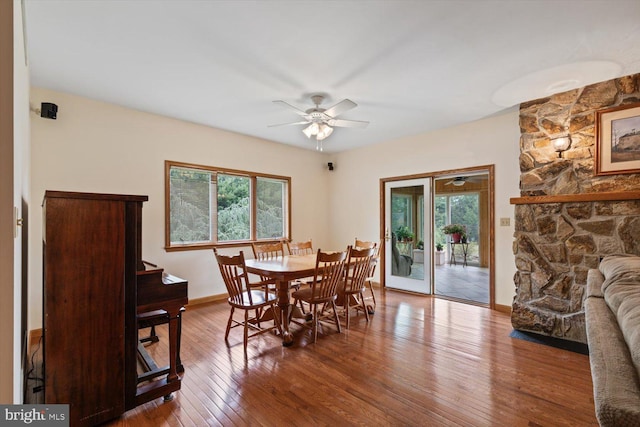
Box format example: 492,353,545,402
452,180,466,187
316,124,333,141
302,123,319,138
272,95,368,148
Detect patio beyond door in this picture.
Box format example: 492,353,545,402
384,178,431,294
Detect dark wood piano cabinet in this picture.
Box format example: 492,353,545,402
43,191,188,426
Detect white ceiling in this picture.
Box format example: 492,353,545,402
24,0,640,153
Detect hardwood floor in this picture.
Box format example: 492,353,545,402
33,290,597,426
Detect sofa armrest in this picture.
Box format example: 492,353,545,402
585,297,640,426
587,268,604,299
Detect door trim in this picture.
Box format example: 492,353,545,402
379,164,496,309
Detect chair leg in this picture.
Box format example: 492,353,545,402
225,307,235,341
361,292,370,323
368,281,377,307
331,301,342,334
257,308,263,328
312,304,319,343
243,309,249,353
345,297,351,329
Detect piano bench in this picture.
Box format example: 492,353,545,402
138,307,186,344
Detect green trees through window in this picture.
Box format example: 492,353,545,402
435,193,479,261
217,174,250,241
435,195,479,242
256,177,286,239
169,167,211,243
167,162,289,249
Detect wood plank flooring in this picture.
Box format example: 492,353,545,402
27,289,596,425
107,290,596,426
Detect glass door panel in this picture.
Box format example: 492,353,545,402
384,178,431,294
433,173,490,305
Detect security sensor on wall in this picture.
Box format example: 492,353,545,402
30,102,58,119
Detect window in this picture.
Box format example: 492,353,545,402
256,177,286,239
165,161,290,250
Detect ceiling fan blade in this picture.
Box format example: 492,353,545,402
323,99,357,118
444,180,454,185
326,118,369,128
273,100,308,116
268,121,309,128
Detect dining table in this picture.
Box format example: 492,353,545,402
244,253,319,346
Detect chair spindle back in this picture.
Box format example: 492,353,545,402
287,239,314,255
252,241,285,260
214,249,253,306
310,248,348,301
344,247,376,293
354,238,377,250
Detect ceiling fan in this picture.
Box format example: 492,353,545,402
443,176,486,187
269,94,369,151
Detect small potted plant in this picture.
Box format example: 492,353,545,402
395,225,414,242
442,224,466,243
435,242,445,265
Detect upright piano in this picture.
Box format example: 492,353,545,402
43,191,188,427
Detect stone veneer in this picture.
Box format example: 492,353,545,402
511,73,640,343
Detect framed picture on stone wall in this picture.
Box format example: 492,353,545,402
595,102,640,176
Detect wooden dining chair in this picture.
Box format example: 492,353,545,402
354,238,376,250
213,249,283,353
250,241,285,291
252,241,285,260
287,239,314,255
338,246,376,328
286,239,314,297
290,248,348,343
354,238,379,313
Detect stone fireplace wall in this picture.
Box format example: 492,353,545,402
511,73,640,343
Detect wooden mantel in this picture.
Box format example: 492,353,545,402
510,191,640,205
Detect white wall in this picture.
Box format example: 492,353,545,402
328,110,521,306
29,87,331,328
29,87,521,332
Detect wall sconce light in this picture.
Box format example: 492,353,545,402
552,135,571,158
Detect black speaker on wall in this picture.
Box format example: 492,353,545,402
41,102,58,119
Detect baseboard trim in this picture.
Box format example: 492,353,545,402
494,304,511,314
187,293,227,307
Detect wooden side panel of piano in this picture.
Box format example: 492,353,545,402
43,191,188,425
